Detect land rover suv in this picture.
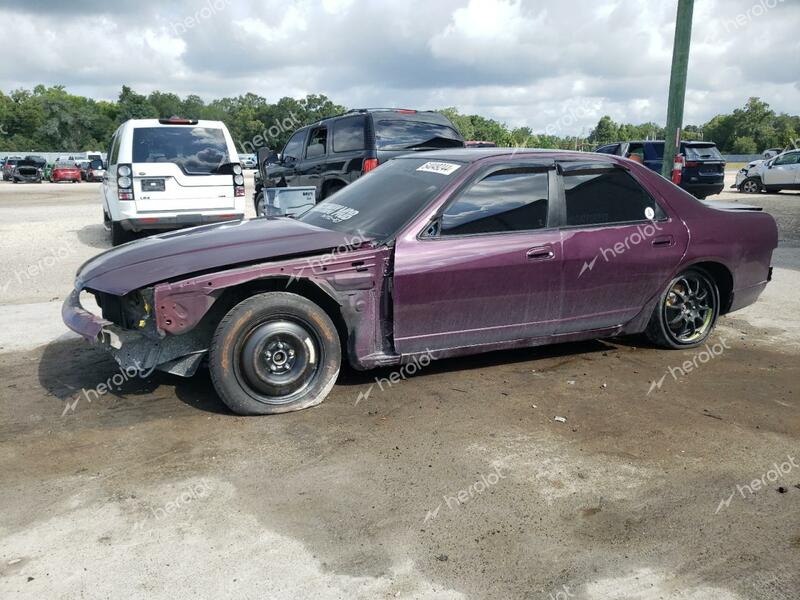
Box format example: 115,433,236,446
254,108,464,215
102,117,245,245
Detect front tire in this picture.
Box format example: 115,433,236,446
209,292,341,415
646,268,720,349
740,178,761,194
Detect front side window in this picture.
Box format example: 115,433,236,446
132,127,229,174
773,152,800,166
282,130,306,162
563,167,660,227
332,116,366,152
441,168,549,235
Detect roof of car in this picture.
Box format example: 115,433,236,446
393,147,590,163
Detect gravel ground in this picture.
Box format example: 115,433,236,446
0,172,798,599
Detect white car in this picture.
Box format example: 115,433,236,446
735,149,800,194
240,154,257,169
102,117,245,245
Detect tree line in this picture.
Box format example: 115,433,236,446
0,85,796,155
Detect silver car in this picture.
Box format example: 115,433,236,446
735,149,800,194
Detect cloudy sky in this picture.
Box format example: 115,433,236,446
0,0,797,135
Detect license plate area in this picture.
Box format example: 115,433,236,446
141,178,166,192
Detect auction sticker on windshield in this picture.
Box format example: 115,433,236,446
416,161,461,176
315,203,359,223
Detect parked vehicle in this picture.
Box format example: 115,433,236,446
102,117,245,246
595,140,725,199
465,140,498,148
86,158,106,182
255,108,464,215
735,149,800,194
50,161,82,183
75,159,91,181
240,154,257,169
64,148,777,415
2,157,22,181
12,157,44,183
762,148,784,160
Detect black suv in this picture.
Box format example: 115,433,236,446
595,140,725,199
254,108,464,214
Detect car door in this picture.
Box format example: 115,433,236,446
268,129,306,186
762,151,800,187
554,161,689,334
392,163,562,355
295,124,328,196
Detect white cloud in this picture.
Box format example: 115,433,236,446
0,0,797,134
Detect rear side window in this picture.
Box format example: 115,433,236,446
132,127,229,174
332,116,366,152
109,133,121,165
563,168,659,227
305,126,328,159
375,118,462,150
442,168,549,235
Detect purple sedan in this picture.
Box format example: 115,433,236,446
63,149,778,415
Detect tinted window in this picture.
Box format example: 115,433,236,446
442,168,549,235
110,132,121,164
773,152,800,166
132,127,229,174
305,126,327,158
299,158,464,239
375,118,462,150
282,130,306,161
596,144,619,155
563,168,659,226
684,144,723,160
332,116,366,152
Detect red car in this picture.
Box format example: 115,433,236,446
51,162,82,183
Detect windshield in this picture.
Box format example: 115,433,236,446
684,144,723,160
298,157,466,239
132,126,230,174
375,119,463,150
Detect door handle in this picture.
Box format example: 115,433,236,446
527,246,555,261
651,235,674,247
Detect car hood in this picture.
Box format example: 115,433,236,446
77,218,370,295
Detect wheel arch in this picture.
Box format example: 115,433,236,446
684,260,734,315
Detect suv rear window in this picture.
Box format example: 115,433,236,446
132,126,229,174
374,119,462,150
683,144,723,160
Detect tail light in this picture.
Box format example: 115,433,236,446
684,161,700,168
362,158,379,174
159,117,198,125
117,164,134,201
232,164,245,196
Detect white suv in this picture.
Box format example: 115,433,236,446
102,117,245,245
736,149,800,194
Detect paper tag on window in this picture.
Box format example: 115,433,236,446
416,161,461,176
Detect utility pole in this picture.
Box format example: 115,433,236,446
661,0,694,178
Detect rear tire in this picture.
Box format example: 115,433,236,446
646,268,720,349
111,222,133,246
209,292,341,415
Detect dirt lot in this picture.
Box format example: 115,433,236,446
0,174,799,599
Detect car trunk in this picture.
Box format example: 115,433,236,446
131,164,235,212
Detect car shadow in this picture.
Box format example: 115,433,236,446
76,224,111,250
